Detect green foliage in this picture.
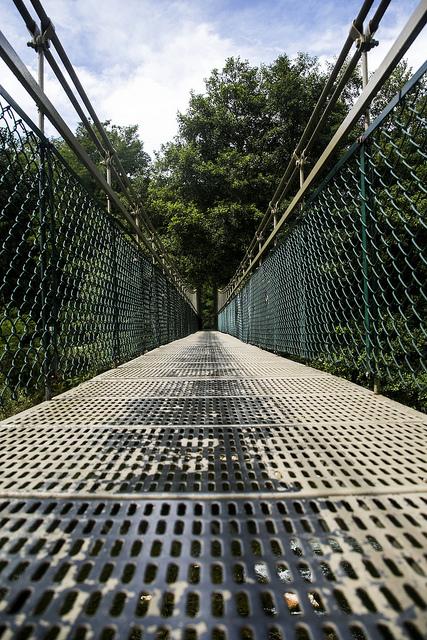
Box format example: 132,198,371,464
145,54,349,306
54,120,151,201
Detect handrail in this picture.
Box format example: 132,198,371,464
223,0,382,294
219,0,427,308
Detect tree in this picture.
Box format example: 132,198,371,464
54,121,151,208
145,54,351,324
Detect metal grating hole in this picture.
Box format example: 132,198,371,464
71,376,364,398
99,366,327,378
5,396,288,426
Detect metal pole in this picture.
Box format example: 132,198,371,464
38,140,51,400
106,154,112,213
134,210,140,246
359,34,380,394
46,145,59,398
37,36,44,133
299,159,305,188
273,209,278,247
111,223,120,367
105,154,120,365
360,144,371,376
361,42,370,130
35,22,51,400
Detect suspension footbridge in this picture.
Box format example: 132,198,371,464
0,0,426,638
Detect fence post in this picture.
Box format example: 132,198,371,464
359,31,380,393
32,21,56,400
360,140,373,384
38,139,51,400
299,225,307,359
105,156,121,367
153,264,160,347
46,147,59,393
140,254,145,354
111,223,120,366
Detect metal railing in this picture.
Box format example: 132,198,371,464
0,89,199,417
1,0,196,301
219,2,427,305
219,62,426,407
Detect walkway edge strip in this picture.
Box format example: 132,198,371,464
0,483,426,502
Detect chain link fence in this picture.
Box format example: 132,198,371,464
0,92,198,418
219,64,426,410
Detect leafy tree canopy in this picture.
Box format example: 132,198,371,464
145,54,353,296
54,56,412,327
55,120,151,203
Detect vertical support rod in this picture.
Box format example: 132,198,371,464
299,225,307,360
111,223,120,367
360,36,379,393
134,210,140,245
299,161,305,188
147,261,154,348
273,209,278,247
36,27,52,401
141,250,149,355
213,287,218,331
361,46,370,130
135,218,144,350
39,138,51,401
47,149,58,391
360,143,371,380
106,157,120,365
166,279,170,344
153,263,160,347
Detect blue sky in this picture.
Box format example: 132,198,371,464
1,0,425,156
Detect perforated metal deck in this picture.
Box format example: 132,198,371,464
0,332,426,640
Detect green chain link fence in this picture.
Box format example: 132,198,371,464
219,64,426,410
0,91,199,418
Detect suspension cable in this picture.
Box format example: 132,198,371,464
221,0,427,304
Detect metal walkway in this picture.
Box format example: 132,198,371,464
0,331,426,640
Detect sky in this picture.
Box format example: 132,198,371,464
1,0,426,157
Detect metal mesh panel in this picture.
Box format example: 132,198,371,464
0,94,198,417
219,67,426,405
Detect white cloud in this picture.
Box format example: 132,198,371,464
1,0,425,157
1,0,241,154
91,20,238,154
